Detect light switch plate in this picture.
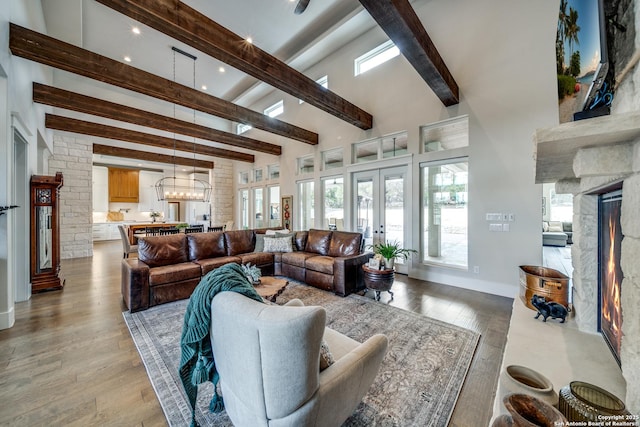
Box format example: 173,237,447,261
489,223,503,232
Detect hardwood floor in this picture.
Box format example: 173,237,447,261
542,244,573,278
0,241,513,426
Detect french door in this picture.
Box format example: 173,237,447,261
353,166,408,274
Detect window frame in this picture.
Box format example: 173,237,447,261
354,40,400,76
264,100,284,118
321,176,344,230
297,179,315,231
420,157,469,270
297,154,315,175
236,123,252,135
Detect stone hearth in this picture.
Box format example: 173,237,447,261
533,111,640,414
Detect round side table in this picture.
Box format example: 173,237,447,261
362,264,395,301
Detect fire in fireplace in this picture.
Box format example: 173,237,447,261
599,188,623,366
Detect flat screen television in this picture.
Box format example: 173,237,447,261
556,0,610,123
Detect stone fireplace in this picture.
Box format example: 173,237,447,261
537,113,640,414
599,188,623,365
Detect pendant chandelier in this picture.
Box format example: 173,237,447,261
155,46,212,203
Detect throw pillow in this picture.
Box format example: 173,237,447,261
548,221,563,232
265,228,289,236
254,234,265,252
275,231,297,251
319,339,335,371
263,236,293,253
542,221,549,232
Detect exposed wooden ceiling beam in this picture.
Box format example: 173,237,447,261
45,114,254,163
358,0,459,106
95,0,373,130
9,23,317,145
33,83,280,156
93,143,213,169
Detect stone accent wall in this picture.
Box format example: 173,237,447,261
558,138,640,414
48,135,92,259
620,161,640,414
211,159,234,227
569,193,598,333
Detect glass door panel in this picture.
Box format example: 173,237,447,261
383,173,405,266
240,189,249,229
253,188,264,228
353,166,408,273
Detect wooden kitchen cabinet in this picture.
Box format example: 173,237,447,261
108,167,139,203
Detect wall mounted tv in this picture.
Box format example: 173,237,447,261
556,0,611,123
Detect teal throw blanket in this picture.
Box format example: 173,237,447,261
179,263,263,427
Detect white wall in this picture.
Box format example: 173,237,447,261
0,0,53,329
234,0,559,298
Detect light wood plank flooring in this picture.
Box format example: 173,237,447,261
542,245,573,278
0,241,513,426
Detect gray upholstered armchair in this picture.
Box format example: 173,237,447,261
210,292,388,427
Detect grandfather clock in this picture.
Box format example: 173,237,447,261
30,172,64,293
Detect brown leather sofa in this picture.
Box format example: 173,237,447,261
122,229,370,312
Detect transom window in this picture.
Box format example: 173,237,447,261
237,123,252,135
264,100,284,118
322,148,344,170
297,154,315,174
355,40,400,76
421,116,469,152
267,164,280,180
352,132,408,164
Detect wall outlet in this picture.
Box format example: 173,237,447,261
508,213,515,221
473,266,480,274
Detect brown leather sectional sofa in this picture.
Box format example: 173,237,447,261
122,229,370,312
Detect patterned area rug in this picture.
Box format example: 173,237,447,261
123,281,480,426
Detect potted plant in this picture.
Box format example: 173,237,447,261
149,211,161,223
368,240,417,270
241,263,262,285
175,222,189,231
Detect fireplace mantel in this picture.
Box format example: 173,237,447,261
534,111,640,183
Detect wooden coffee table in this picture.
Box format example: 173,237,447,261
254,276,289,303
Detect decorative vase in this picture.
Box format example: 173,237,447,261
502,393,567,426
491,414,514,427
499,365,558,409
558,381,630,422
384,257,395,270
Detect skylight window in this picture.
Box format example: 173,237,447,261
354,40,400,76
264,100,284,118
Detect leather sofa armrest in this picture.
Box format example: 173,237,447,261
122,258,150,312
333,252,373,296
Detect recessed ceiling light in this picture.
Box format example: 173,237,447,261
124,56,132,62
246,36,253,44
132,26,141,35
137,163,142,166
201,85,207,90
219,66,225,73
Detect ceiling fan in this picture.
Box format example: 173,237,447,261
294,0,310,14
